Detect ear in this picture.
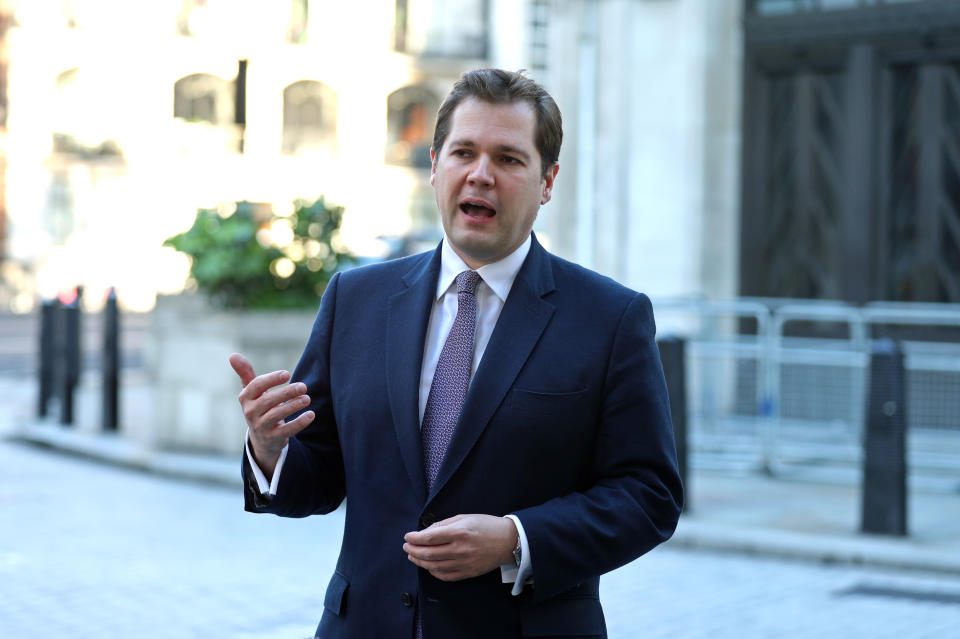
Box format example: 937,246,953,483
429,148,438,186
540,164,559,205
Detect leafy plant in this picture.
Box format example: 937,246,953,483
164,198,354,309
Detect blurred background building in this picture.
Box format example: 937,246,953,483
0,0,529,312
0,0,958,313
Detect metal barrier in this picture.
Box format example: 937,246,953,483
654,297,960,485
655,299,774,472
769,303,866,473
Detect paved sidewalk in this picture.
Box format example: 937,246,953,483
6,435,959,639
9,417,960,579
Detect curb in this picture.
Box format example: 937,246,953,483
667,521,960,577
9,422,960,578
8,423,240,489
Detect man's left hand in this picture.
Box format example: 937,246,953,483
403,514,518,581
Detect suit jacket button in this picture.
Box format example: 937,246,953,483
400,592,414,607
420,512,437,529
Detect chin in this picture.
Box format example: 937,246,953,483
450,237,500,265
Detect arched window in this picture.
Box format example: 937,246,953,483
52,68,122,157
173,73,231,125
282,80,337,155
385,86,438,168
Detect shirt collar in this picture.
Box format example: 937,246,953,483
436,234,532,303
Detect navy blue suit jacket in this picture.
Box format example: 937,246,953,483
243,234,683,638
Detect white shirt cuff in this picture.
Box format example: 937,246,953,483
500,514,533,595
244,429,289,496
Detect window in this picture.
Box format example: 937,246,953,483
174,73,230,125
385,86,439,168
52,68,122,158
282,80,337,155
749,0,923,16
394,0,487,58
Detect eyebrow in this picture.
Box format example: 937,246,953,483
449,139,532,162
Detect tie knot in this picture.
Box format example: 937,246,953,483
455,270,481,295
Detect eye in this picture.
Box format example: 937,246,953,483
452,149,473,158
502,155,522,165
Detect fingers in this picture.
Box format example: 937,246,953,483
233,359,314,443
228,353,256,388
254,409,316,447
239,369,291,403
402,542,458,562
403,541,486,582
402,514,516,582
403,529,457,567
405,554,471,581
243,382,313,435
403,514,466,546
247,408,315,471
256,383,311,424
403,539,470,580
229,354,296,405
265,407,316,440
280,408,316,436
232,354,316,469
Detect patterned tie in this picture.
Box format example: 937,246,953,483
416,270,481,639
421,269,481,491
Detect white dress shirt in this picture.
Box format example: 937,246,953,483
246,234,534,595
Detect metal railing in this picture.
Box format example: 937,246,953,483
654,297,960,485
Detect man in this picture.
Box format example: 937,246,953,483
231,68,682,638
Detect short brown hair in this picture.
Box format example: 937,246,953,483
432,69,562,178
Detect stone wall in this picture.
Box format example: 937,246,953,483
146,294,317,454
535,0,743,321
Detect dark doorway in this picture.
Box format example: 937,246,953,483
741,0,960,304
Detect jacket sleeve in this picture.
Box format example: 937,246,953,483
512,292,683,603
242,272,347,518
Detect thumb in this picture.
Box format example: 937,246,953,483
228,352,256,388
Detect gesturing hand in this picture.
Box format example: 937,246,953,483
403,514,518,582
229,352,315,478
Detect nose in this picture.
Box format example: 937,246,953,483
467,155,493,188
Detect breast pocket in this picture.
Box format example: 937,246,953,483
510,388,588,417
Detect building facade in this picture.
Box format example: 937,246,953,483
4,0,952,318
0,0,532,312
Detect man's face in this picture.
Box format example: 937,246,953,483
431,98,558,269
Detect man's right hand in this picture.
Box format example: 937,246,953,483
229,352,315,479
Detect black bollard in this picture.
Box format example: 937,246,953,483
102,288,119,431
658,336,688,511
38,300,58,418
58,289,82,425
861,338,908,536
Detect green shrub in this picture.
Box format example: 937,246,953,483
164,198,353,309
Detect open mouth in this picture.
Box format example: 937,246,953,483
459,202,496,218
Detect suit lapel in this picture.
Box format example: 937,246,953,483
429,235,557,500
386,248,441,505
